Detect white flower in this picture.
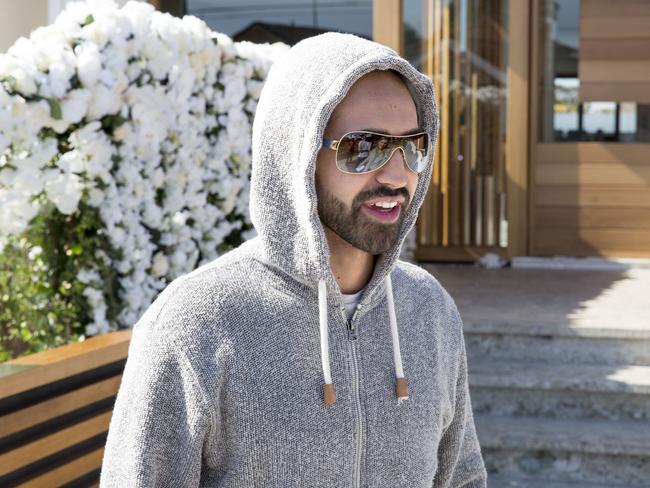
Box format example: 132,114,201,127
112,123,131,141
77,267,101,284
48,61,75,98
150,251,169,277
87,186,105,206
60,149,86,173
13,166,45,195
61,88,91,124
28,246,43,260
221,181,240,215
7,67,38,96
44,169,84,215
87,82,121,119
75,43,102,88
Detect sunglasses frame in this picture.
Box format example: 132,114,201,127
322,129,430,175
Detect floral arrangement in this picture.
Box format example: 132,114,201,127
0,0,288,358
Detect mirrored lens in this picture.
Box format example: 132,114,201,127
335,131,429,174
403,133,429,173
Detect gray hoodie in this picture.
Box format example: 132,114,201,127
100,32,487,487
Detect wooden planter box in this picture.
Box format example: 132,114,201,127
0,330,132,487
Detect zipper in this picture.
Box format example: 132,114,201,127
339,304,363,488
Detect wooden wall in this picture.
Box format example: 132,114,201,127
579,0,650,102
532,144,650,258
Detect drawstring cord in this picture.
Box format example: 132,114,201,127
318,274,409,405
318,280,337,404
385,273,409,404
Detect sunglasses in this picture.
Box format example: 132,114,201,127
322,130,431,175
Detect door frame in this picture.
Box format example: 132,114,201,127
373,0,532,261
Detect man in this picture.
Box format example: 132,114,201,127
100,32,487,487
354,136,388,173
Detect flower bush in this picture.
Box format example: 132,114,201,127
0,0,289,360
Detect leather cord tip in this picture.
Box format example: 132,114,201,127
323,383,337,404
396,377,409,399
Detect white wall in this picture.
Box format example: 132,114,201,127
0,0,48,52
0,0,144,53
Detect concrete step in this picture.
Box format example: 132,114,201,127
475,414,650,486
468,360,650,421
488,475,647,488
464,324,650,366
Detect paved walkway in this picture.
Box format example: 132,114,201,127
420,264,650,336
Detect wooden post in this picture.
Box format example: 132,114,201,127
373,0,403,53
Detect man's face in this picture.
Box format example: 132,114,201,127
315,70,420,255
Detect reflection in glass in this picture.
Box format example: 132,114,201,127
334,132,429,174
539,0,650,142
404,0,509,249
186,0,372,44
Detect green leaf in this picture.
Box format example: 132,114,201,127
1,75,18,93
81,14,94,27
47,98,62,120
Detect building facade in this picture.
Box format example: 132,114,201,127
3,0,649,261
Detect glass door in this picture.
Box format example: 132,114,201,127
403,0,512,261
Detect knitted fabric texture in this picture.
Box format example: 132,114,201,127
100,32,487,487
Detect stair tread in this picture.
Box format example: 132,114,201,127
487,475,646,488
475,414,650,455
464,321,650,340
469,359,650,394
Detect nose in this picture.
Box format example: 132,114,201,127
375,147,409,188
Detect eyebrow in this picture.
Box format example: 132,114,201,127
361,127,422,135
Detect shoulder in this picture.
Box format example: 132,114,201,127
393,260,455,303
133,244,260,342
392,259,464,333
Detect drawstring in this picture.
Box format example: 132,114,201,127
385,273,410,404
318,280,337,404
317,274,409,405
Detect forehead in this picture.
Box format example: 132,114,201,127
327,71,418,134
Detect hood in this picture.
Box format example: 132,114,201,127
249,32,440,404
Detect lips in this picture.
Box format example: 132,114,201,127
363,201,401,222
364,196,405,206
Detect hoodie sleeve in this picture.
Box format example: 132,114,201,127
432,312,488,488
99,319,212,488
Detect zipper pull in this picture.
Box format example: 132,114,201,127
347,320,358,341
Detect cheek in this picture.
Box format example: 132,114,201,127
408,174,419,202
315,151,338,192
335,177,362,208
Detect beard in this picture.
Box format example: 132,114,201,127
315,181,410,255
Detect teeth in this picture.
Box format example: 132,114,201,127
373,201,398,209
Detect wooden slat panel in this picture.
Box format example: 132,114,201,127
535,163,650,186
18,447,104,488
580,82,650,103
533,228,650,257
581,61,650,86
580,17,650,40
581,39,650,62
1,375,121,438
535,185,650,207
580,61,650,83
7,330,131,367
536,207,650,230
580,1,650,102
581,0,650,18
536,144,650,165
0,411,112,476
2,330,131,398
